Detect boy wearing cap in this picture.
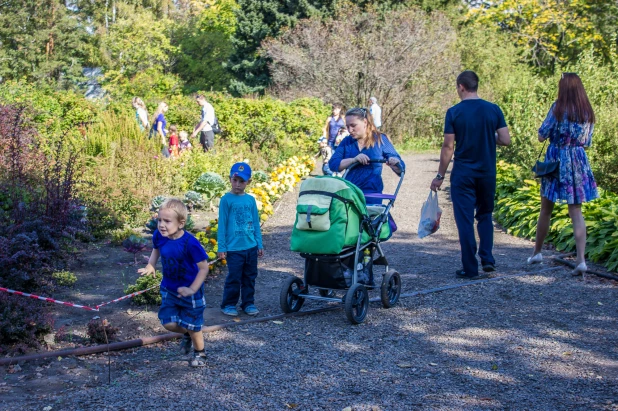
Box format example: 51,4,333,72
217,162,264,316
315,136,334,176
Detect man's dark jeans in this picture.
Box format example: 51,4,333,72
200,130,215,152
450,172,496,276
221,246,258,310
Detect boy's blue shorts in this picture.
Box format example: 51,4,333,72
158,287,205,332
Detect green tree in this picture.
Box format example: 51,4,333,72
173,0,238,92
0,0,95,86
467,0,618,74
99,7,176,80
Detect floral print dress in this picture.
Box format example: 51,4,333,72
538,103,599,204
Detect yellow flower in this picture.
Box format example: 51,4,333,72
207,251,216,260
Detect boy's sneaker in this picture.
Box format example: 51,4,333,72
221,306,239,316
179,333,192,355
243,305,259,316
189,351,207,367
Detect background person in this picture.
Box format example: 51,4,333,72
329,107,403,203
527,73,598,276
132,97,150,132
323,103,346,150
430,70,511,280
151,102,170,158
368,97,382,129
315,137,333,176
191,94,217,152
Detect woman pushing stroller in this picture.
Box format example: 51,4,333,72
329,107,405,203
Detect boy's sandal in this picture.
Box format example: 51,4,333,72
190,354,207,367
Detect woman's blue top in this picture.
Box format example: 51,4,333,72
153,113,166,137
329,134,404,196
328,116,345,144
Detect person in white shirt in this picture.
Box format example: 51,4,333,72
191,95,217,152
368,97,382,129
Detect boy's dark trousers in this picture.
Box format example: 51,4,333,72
450,172,496,277
221,246,258,309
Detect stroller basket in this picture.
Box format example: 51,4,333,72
301,247,374,290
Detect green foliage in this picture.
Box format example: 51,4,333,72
228,0,339,95
150,195,168,212
193,172,227,200
252,171,269,183
495,162,618,271
173,0,238,92
467,0,618,74
51,271,78,287
86,205,123,239
0,1,95,86
125,272,163,306
100,8,176,81
110,228,139,246
184,191,204,210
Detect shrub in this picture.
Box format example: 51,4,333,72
52,270,78,287
85,204,123,239
193,172,227,201
122,235,149,265
0,294,54,353
86,319,119,344
110,228,139,246
125,271,163,306
184,191,204,210
252,170,269,183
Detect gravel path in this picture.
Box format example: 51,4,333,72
4,153,618,411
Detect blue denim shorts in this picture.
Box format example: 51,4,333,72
158,287,205,331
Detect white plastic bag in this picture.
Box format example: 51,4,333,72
418,191,442,239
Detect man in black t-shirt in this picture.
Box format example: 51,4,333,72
430,71,511,280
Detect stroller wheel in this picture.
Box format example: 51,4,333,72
380,270,402,308
344,283,369,324
319,289,336,298
280,276,306,313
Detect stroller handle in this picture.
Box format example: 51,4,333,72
341,159,386,179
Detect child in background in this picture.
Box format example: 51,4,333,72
334,127,349,150
138,198,210,367
179,131,192,152
217,162,264,317
168,125,180,157
315,137,333,176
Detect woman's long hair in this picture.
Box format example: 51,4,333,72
132,96,146,110
554,73,595,124
151,102,168,127
345,107,383,149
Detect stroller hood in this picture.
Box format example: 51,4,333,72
290,176,370,255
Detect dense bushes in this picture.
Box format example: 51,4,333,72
495,162,618,271
0,294,54,354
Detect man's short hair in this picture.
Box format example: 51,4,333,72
369,97,377,104
456,71,479,92
195,94,206,101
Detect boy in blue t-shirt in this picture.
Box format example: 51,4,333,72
217,162,264,317
139,198,210,367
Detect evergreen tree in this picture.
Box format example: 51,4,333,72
0,0,94,86
228,0,338,96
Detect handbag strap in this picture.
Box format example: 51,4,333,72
536,140,548,160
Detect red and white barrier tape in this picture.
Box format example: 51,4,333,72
0,257,222,311
0,287,100,311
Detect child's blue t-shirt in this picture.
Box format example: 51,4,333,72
152,230,208,292
217,192,263,253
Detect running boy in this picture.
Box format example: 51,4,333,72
218,162,263,316
138,198,210,367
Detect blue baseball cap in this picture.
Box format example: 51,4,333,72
230,162,252,181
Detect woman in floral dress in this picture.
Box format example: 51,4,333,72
528,73,598,275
